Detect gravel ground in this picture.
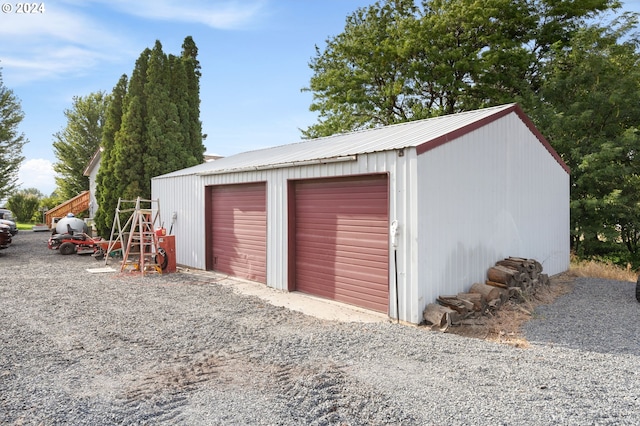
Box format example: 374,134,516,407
1,230,639,425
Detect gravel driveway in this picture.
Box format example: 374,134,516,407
1,231,639,425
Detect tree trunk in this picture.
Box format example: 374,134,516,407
456,292,484,311
423,303,455,330
496,259,528,273
487,265,518,286
470,282,501,302
485,280,508,289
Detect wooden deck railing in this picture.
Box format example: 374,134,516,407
44,190,90,228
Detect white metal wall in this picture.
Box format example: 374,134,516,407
152,174,208,270
151,151,419,321
416,113,570,316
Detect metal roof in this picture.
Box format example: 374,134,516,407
155,103,558,179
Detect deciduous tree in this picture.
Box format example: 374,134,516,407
535,18,640,260
303,0,623,136
52,92,108,200
6,188,41,222
0,69,27,201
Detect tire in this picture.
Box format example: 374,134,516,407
154,248,169,270
59,242,77,255
94,248,105,261
636,276,640,303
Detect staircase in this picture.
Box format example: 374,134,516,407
45,191,90,229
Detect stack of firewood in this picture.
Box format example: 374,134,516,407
423,256,549,330
486,257,549,296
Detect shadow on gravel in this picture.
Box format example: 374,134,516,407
523,277,640,355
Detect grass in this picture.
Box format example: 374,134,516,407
568,255,637,282
17,222,37,231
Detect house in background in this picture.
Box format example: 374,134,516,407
83,147,102,219
152,103,570,324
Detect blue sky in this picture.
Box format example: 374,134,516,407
1,0,639,197
0,0,374,196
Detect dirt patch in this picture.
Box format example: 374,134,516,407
444,272,576,347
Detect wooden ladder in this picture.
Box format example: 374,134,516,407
119,198,163,275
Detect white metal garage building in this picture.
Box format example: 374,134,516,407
151,103,570,324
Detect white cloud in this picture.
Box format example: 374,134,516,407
0,5,133,85
2,47,115,85
18,158,57,196
0,6,119,44
0,0,266,85
94,0,267,29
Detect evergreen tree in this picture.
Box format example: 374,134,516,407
114,49,148,201
94,37,204,236
169,54,193,167
52,92,108,200
0,69,27,201
181,36,205,161
94,75,127,237
143,41,185,189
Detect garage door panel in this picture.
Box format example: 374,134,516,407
297,256,388,276
294,175,389,313
296,235,388,250
296,222,389,234
297,203,387,215
298,278,388,296
296,247,387,264
209,183,266,283
305,263,388,278
213,228,266,240
297,277,388,311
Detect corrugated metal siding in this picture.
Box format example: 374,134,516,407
151,174,207,269
209,183,267,283
293,175,389,313
417,113,569,308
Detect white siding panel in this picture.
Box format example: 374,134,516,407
152,174,207,269
417,114,569,307
88,161,99,218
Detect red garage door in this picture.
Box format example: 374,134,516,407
293,175,389,313
208,183,266,283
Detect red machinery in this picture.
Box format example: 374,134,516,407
47,232,122,258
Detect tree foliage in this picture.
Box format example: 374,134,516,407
535,18,640,262
93,75,128,237
5,188,41,222
303,0,640,264
303,0,622,137
52,92,108,200
0,69,27,201
94,37,205,237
